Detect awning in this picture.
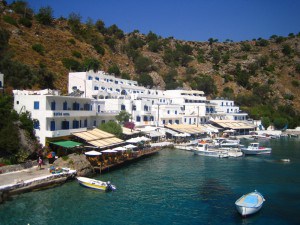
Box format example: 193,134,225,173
51,140,82,148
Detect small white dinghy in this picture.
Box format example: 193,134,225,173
235,190,265,216
77,177,116,191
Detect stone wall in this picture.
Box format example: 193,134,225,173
0,160,38,174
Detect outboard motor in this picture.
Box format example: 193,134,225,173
107,181,116,191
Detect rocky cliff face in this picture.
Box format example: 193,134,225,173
53,154,94,177
1,2,300,123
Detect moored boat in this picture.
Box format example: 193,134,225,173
76,176,116,191
241,143,272,155
235,190,265,216
192,142,229,158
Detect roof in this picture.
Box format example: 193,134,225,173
50,140,82,148
72,128,124,148
122,127,141,135
165,124,206,134
211,120,257,129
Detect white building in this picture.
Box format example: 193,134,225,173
13,89,95,146
210,98,248,121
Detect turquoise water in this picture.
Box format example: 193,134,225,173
1,138,300,225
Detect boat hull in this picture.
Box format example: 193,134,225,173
235,191,265,216
77,177,115,191
235,204,263,216
193,149,228,158
241,149,271,155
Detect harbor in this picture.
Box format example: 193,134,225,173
0,138,299,225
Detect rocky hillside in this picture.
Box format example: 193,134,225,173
0,1,300,127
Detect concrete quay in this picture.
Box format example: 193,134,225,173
0,165,76,203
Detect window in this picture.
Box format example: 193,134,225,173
88,76,93,80
121,104,126,110
150,116,154,121
184,118,186,123
101,120,105,124
93,121,96,126
144,116,148,121
97,105,101,113
175,110,177,115
84,103,90,111
61,121,69,130
94,86,99,90
144,105,148,111
167,110,170,114
50,121,55,131
51,101,56,110
132,105,136,111
95,77,99,81
73,102,80,110
63,101,68,110
73,120,79,129
16,101,19,105
33,120,40,129
136,116,141,122
163,120,165,124
84,119,87,127
169,120,172,124
34,101,39,110
175,120,179,124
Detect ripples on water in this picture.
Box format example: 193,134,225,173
0,138,300,225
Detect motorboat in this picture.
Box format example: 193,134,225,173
219,147,243,158
213,138,240,148
76,176,116,191
174,140,197,151
192,142,229,158
241,143,272,155
235,190,265,216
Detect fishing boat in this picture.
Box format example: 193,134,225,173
192,142,229,158
241,143,272,155
76,177,116,191
235,190,265,216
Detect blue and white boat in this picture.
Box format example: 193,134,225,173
235,190,265,216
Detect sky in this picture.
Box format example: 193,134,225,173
8,0,300,42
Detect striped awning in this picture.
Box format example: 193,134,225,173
72,128,124,148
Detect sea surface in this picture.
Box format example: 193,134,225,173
1,138,300,225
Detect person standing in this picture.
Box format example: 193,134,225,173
38,157,43,170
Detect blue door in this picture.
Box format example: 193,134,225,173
50,121,55,131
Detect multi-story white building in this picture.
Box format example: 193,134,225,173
13,71,251,146
210,98,248,121
13,89,95,146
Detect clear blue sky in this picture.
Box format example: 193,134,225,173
10,0,300,42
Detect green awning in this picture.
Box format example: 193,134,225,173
51,140,83,148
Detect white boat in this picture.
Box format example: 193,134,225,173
241,143,272,155
235,191,265,216
220,147,243,158
213,138,240,148
76,177,116,191
192,142,229,158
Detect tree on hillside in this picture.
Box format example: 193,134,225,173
95,19,106,34
36,6,54,26
98,121,122,138
138,73,153,88
261,117,271,130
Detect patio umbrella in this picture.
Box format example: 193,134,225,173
113,146,127,151
124,144,137,149
101,149,118,153
126,137,140,143
84,150,102,156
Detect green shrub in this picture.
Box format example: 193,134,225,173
62,58,82,71
62,156,69,161
108,64,120,76
83,58,100,72
93,44,105,55
121,72,131,80
241,43,251,51
291,80,300,87
32,43,45,55
67,39,76,45
18,17,32,28
3,15,18,26
72,50,82,58
138,73,153,88
284,94,294,100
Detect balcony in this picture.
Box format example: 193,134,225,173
44,128,87,138
45,110,96,118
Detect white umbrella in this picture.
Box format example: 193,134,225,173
139,136,151,141
124,144,137,149
85,150,102,156
101,149,118,153
113,146,127,151
126,137,141,143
